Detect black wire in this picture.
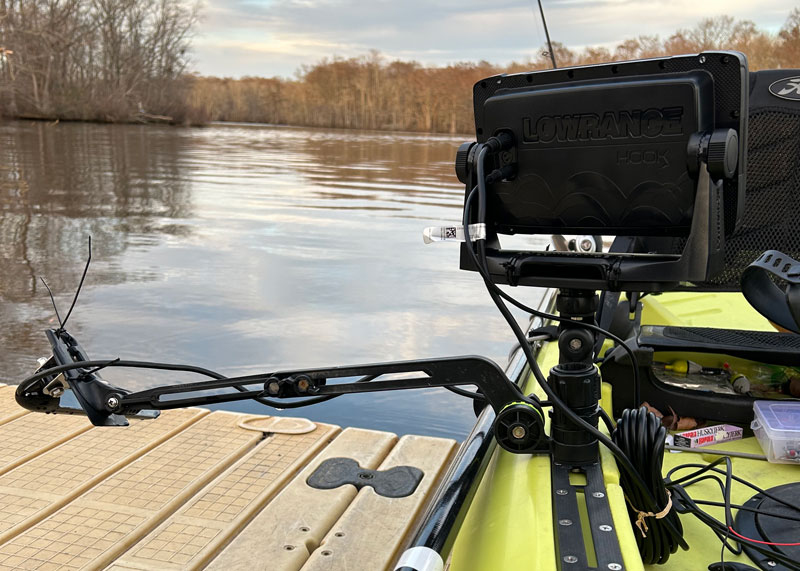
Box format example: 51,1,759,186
81,357,121,376
445,385,483,400
599,407,615,434
39,277,63,328
691,499,800,523
23,359,228,385
20,359,363,410
666,462,800,513
23,356,421,412
665,457,800,570
61,236,92,330
609,404,800,569
463,150,661,514
611,407,687,564
462,188,642,404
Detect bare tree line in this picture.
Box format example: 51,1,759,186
2,7,799,131
0,0,199,122
189,10,800,134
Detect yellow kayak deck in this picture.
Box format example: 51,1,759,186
450,291,800,570
0,391,456,570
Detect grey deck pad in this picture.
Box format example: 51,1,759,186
306,457,424,498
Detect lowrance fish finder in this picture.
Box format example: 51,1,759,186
456,52,748,291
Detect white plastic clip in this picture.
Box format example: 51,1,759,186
422,223,486,244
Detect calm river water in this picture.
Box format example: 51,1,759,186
0,120,546,439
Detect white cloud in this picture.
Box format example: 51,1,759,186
192,0,798,77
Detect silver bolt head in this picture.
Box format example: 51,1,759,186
767,562,777,568
511,425,526,440
558,519,573,526
599,524,613,532
579,238,594,251
569,338,583,350
267,381,281,395
592,491,605,498
106,396,119,409
608,564,622,571
563,555,578,564
556,489,568,496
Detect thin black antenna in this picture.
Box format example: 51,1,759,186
60,236,92,330
40,277,63,329
537,0,557,69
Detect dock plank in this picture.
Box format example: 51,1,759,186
0,413,92,477
107,418,340,570
0,385,29,426
0,411,262,570
301,434,457,571
0,402,459,570
0,408,205,546
206,427,398,571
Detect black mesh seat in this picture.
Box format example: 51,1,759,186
601,69,800,423
694,69,800,290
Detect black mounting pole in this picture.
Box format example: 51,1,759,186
537,0,557,69
548,289,601,465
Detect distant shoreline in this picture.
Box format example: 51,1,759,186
2,116,474,138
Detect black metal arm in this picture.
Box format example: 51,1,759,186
16,328,549,454
113,356,522,415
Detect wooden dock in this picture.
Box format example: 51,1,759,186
0,385,457,570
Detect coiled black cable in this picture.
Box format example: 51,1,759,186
611,407,687,564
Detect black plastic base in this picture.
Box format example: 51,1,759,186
735,483,800,571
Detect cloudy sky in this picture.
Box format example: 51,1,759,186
192,0,797,78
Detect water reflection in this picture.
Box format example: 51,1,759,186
0,121,194,375
0,121,540,439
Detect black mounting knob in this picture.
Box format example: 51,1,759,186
494,401,546,453
686,128,739,180
707,128,738,180
454,141,477,184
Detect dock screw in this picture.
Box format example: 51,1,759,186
767,562,776,568
599,525,613,532
106,395,119,410
569,338,582,351
511,425,527,439
579,238,594,252
608,564,622,570
592,491,605,498
556,489,568,496
563,556,578,564
558,519,573,526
